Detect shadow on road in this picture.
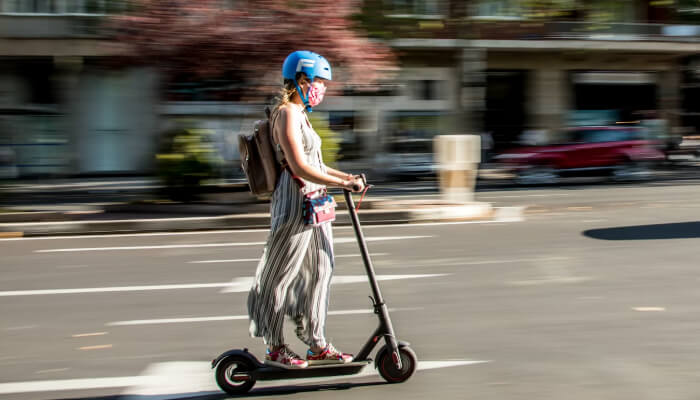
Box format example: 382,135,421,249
584,221,700,240
54,381,385,400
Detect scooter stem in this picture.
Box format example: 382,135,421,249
343,188,402,369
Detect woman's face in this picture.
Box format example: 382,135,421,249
300,77,327,107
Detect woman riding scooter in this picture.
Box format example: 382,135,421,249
247,50,365,369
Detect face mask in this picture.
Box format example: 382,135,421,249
307,81,326,107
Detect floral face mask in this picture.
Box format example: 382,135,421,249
307,81,326,107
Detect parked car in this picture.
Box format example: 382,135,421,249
373,136,437,181
493,126,665,185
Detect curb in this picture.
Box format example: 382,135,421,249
0,203,496,237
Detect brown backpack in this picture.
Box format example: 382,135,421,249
238,107,282,196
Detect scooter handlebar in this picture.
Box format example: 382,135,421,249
348,174,368,193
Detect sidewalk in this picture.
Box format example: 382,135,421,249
0,178,498,237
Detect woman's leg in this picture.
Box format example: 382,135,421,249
295,222,334,349
248,223,313,347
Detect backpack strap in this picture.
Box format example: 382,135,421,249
270,106,305,190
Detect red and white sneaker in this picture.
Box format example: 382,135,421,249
264,345,308,369
306,343,353,365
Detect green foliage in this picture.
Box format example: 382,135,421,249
308,114,342,168
155,127,223,201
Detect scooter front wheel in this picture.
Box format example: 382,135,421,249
215,355,257,395
376,346,417,383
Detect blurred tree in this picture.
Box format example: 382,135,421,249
308,114,342,168
108,0,396,97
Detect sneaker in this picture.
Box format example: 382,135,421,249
306,343,353,365
264,345,308,369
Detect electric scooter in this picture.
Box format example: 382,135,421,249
212,175,417,395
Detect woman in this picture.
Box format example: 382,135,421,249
247,50,365,369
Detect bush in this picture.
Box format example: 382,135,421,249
155,127,223,201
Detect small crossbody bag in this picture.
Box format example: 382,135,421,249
302,187,337,226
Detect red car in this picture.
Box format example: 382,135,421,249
494,126,665,185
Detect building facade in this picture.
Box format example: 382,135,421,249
0,0,698,177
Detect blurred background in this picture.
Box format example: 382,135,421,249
0,0,698,193
3,3,700,399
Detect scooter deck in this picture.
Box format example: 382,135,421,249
253,360,372,380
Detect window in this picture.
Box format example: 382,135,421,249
389,0,444,17
411,80,446,100
0,0,125,14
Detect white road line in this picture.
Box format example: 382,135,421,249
0,376,152,394
34,236,431,253
189,253,389,264
0,273,448,297
106,307,417,326
0,214,523,242
0,359,490,395
219,274,448,294
335,252,389,258
188,258,259,264
35,242,266,253
0,283,229,297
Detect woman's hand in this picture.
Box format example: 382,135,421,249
341,175,365,192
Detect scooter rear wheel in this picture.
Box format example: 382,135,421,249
376,346,417,383
215,355,256,395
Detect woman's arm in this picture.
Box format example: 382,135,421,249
325,165,354,181
275,106,354,190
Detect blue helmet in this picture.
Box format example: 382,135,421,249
282,50,332,82
282,50,332,111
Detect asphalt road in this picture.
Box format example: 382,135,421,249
2,181,700,400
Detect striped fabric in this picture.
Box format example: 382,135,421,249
247,106,335,349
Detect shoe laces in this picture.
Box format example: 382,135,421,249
278,345,303,360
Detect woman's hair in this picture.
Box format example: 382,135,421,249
273,73,309,111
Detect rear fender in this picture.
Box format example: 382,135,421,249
212,349,263,369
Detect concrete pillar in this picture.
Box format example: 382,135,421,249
657,67,682,129
527,68,569,142
434,135,481,203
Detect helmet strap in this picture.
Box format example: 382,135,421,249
294,80,314,113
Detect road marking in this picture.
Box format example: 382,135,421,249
633,307,666,312
190,253,389,264
72,332,108,338
35,368,69,374
189,258,259,264
461,257,569,266
78,344,112,351
121,360,491,397
0,214,525,242
106,307,419,326
35,242,266,253
335,252,390,258
0,359,489,395
34,236,431,253
0,231,23,238
0,283,229,297
0,273,448,297
508,277,592,286
219,274,448,293
479,193,570,199
4,325,38,331
0,376,151,394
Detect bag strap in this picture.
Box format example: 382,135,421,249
270,106,306,190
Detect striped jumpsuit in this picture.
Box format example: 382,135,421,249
247,106,335,349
